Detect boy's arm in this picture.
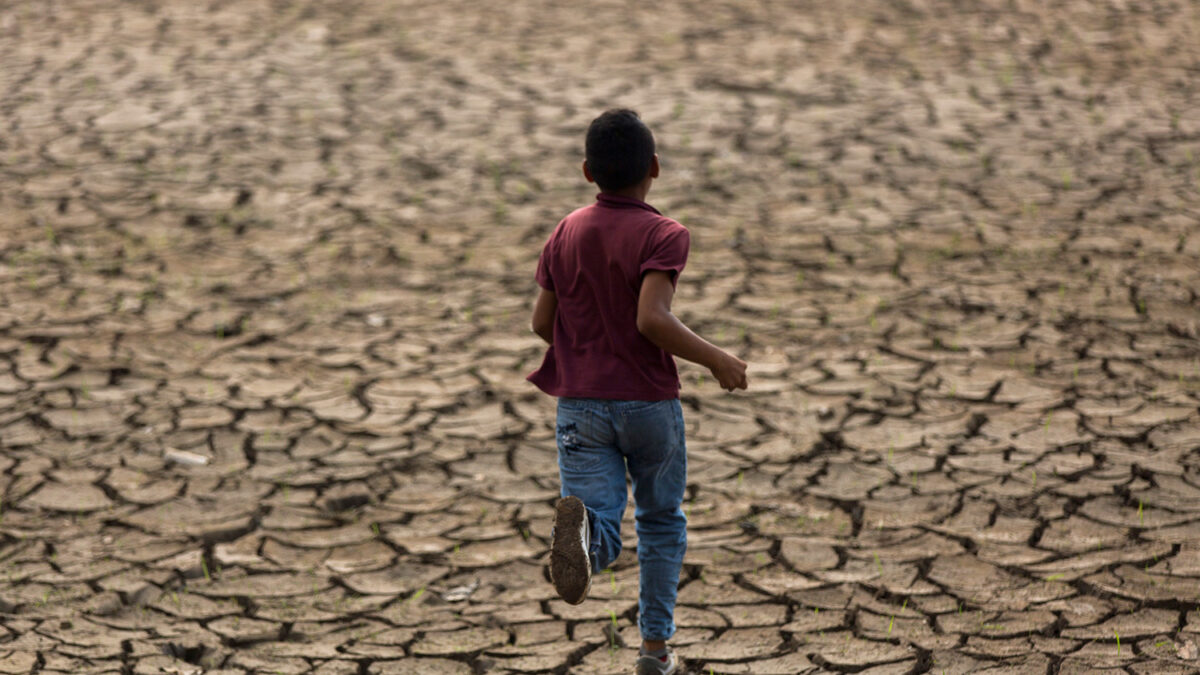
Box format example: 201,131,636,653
531,287,556,344
636,271,748,391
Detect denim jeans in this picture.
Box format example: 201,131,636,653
555,397,687,641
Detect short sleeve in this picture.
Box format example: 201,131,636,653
535,239,554,291
639,223,690,285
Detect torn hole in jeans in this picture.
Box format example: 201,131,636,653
556,422,580,454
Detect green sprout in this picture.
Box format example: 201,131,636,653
608,608,619,653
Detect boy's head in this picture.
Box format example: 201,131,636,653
584,109,656,193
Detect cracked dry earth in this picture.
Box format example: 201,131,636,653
1,1,1200,674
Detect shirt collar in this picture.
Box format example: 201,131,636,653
595,193,661,215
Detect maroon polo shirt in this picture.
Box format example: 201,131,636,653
527,193,690,400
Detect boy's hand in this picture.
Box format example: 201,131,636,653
710,352,748,391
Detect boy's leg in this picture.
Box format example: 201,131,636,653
556,398,628,573
617,399,687,643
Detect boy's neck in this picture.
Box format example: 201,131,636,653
601,185,651,203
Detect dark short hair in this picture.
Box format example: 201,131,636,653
585,109,655,192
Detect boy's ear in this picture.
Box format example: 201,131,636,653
649,154,660,179
582,160,595,184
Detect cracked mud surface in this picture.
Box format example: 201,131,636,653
1,0,1200,673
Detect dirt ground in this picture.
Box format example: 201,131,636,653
1,0,1199,673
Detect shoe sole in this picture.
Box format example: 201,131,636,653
551,496,590,605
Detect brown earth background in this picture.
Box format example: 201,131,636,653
2,1,1200,673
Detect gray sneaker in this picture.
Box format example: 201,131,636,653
549,496,591,605
635,648,679,675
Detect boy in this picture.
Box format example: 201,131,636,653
528,108,748,674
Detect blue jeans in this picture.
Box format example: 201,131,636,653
555,397,687,641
